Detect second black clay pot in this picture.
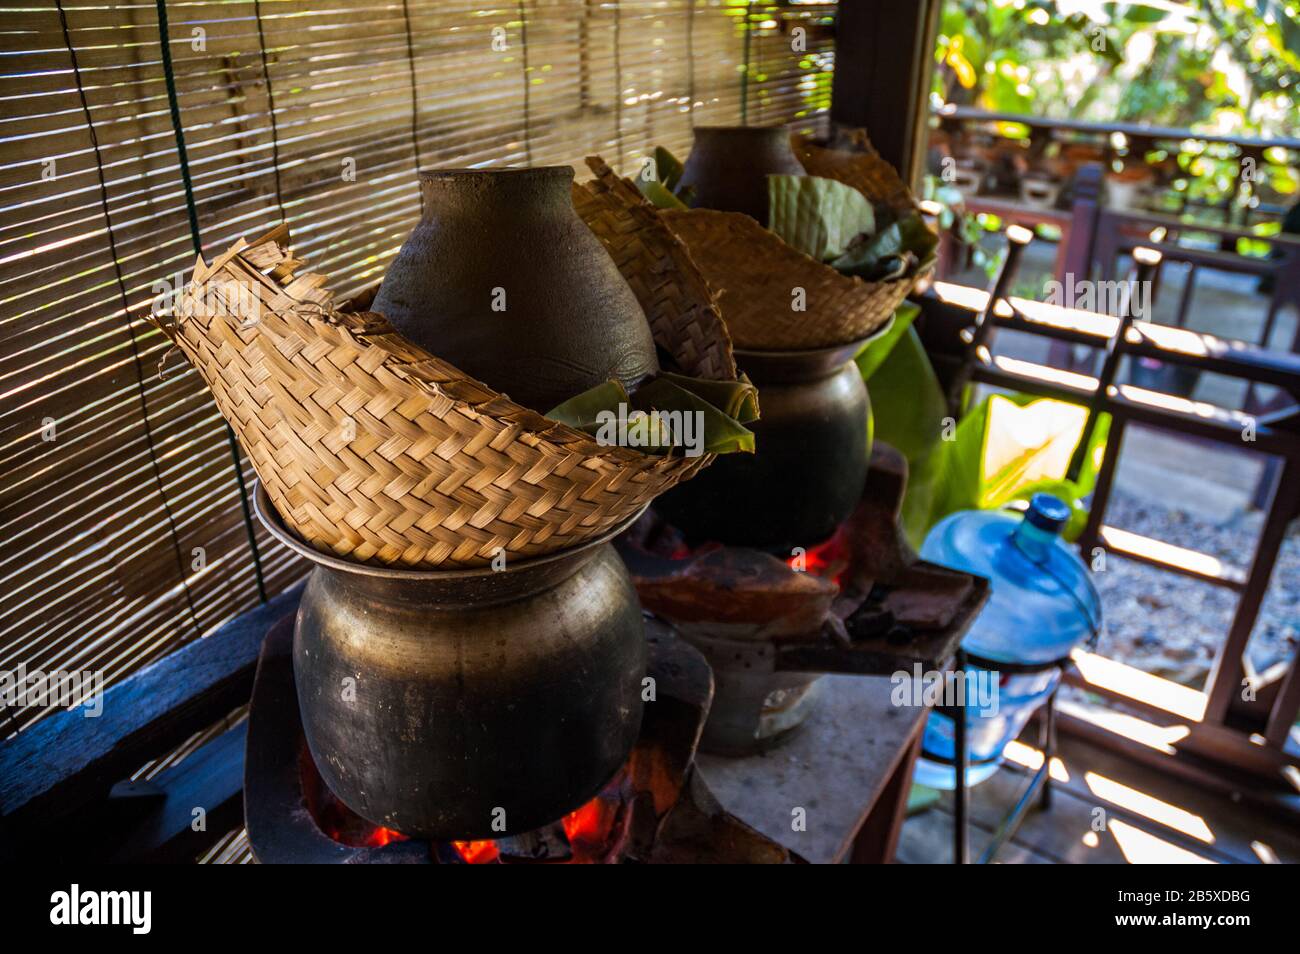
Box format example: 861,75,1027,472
677,125,805,226
652,340,873,554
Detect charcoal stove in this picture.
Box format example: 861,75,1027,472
244,614,800,863
619,444,990,755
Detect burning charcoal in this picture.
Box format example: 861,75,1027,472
497,824,573,863
846,607,895,642
886,624,914,646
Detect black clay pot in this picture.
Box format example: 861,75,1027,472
678,125,805,225
253,485,646,840
652,340,873,553
373,167,658,413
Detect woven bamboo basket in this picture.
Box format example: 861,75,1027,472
156,180,742,569
647,127,935,351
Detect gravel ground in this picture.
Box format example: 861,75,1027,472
1092,488,1300,688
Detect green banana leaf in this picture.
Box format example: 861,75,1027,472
631,376,757,454
637,178,689,210
633,146,693,209
767,174,876,262
861,306,1109,547
546,379,631,431
657,370,760,424
969,394,1110,540
546,373,757,456
853,303,914,380
655,146,684,192
832,212,939,281
859,311,950,546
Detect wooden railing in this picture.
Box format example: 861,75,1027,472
914,237,1300,806
933,105,1300,227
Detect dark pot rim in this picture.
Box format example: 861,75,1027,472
416,166,572,182
692,124,792,135
252,480,645,583
733,315,894,382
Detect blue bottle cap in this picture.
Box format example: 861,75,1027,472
1025,493,1070,534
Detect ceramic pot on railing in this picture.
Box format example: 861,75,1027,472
677,125,805,226
653,338,873,554
373,166,659,413
254,485,646,840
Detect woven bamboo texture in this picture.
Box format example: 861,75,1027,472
638,126,933,351
573,157,738,382
660,207,902,351
790,128,920,220
157,213,732,569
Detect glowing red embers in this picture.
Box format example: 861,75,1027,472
445,769,632,863
562,793,620,851
451,840,501,864
787,523,852,585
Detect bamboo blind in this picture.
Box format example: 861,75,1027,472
0,0,837,739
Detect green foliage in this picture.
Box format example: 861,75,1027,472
859,305,1110,548
935,0,1300,138
546,374,758,455
767,174,877,261
933,1,1300,204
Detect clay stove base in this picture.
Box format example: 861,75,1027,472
622,445,991,758
244,613,801,863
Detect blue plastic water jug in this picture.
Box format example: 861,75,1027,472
912,494,1103,789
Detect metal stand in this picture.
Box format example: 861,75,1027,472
949,650,1068,864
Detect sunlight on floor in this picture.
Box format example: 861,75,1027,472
1060,699,1191,753
1003,740,1070,782
1070,650,1207,722
1108,819,1217,864
1084,771,1214,844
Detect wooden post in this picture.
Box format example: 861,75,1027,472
1046,163,1105,371
831,0,942,185
1203,462,1300,728
1059,162,1105,293
1065,247,1162,483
